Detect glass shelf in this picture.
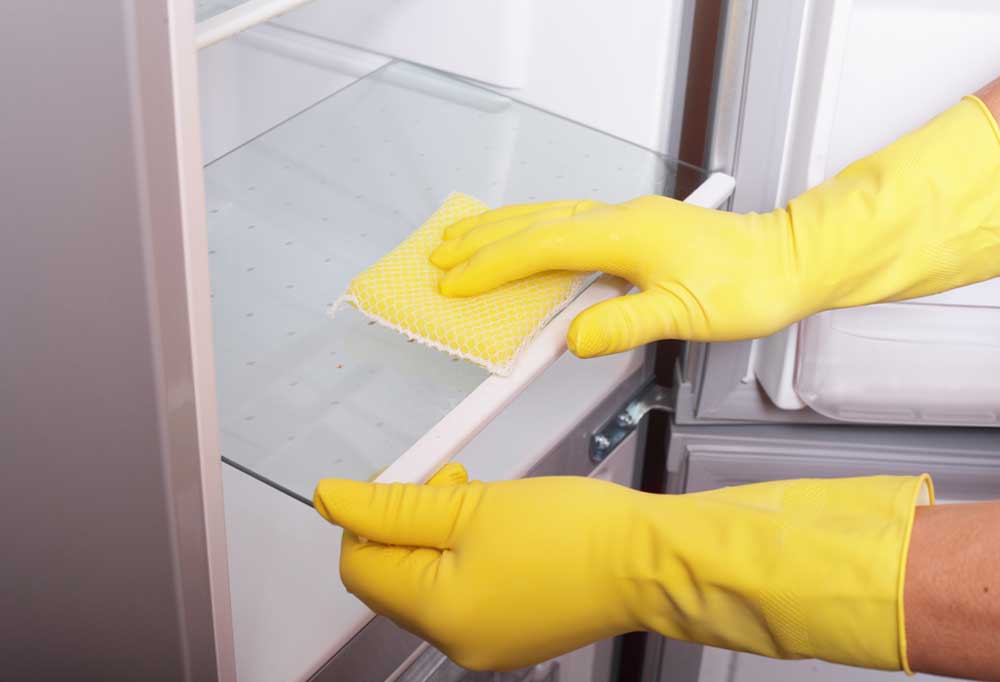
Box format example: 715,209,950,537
204,61,705,502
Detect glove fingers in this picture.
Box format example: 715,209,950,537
438,209,629,297
567,290,683,357
431,205,581,270
426,462,469,487
340,531,447,622
314,478,471,549
334,466,467,630
442,200,580,240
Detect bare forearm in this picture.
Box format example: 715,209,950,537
903,81,1000,680
975,76,1000,120
905,501,1000,680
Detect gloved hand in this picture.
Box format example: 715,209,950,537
430,96,1000,357
314,466,932,673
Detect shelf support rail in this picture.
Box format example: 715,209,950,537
196,0,317,49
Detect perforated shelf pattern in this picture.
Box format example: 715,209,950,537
204,61,703,500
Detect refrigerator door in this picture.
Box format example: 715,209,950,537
685,0,1000,426
4,2,234,680
796,296,1000,425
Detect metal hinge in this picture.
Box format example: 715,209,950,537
590,381,674,464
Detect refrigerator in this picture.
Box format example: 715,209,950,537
4,2,999,682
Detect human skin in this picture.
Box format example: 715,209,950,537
901,76,1000,682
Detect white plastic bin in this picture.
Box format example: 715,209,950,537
795,280,1000,426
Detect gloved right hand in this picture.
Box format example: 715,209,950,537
431,96,1000,357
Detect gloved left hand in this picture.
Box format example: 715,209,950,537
316,465,642,671
314,464,930,673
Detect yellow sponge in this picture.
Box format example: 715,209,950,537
333,193,589,376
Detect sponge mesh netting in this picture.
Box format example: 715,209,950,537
330,192,589,376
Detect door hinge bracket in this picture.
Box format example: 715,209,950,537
590,381,673,464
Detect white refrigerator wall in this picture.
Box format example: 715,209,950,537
819,0,1000,180
273,0,534,87
498,0,691,154
199,0,691,163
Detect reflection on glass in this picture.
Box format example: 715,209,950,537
195,0,246,22
204,61,705,502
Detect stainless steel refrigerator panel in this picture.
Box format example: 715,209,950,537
667,423,1000,500
2,2,233,679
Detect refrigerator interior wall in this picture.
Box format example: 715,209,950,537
273,0,533,88
198,26,390,163
484,0,693,152
196,0,531,88
199,0,692,156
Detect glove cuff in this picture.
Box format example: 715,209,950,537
639,475,935,671
897,474,935,674
964,94,1000,147
786,96,1000,311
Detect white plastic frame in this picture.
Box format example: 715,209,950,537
746,0,854,410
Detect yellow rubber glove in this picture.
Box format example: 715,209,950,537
430,97,1000,357
314,468,932,673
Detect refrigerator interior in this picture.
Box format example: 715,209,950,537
202,59,704,501
193,4,713,680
